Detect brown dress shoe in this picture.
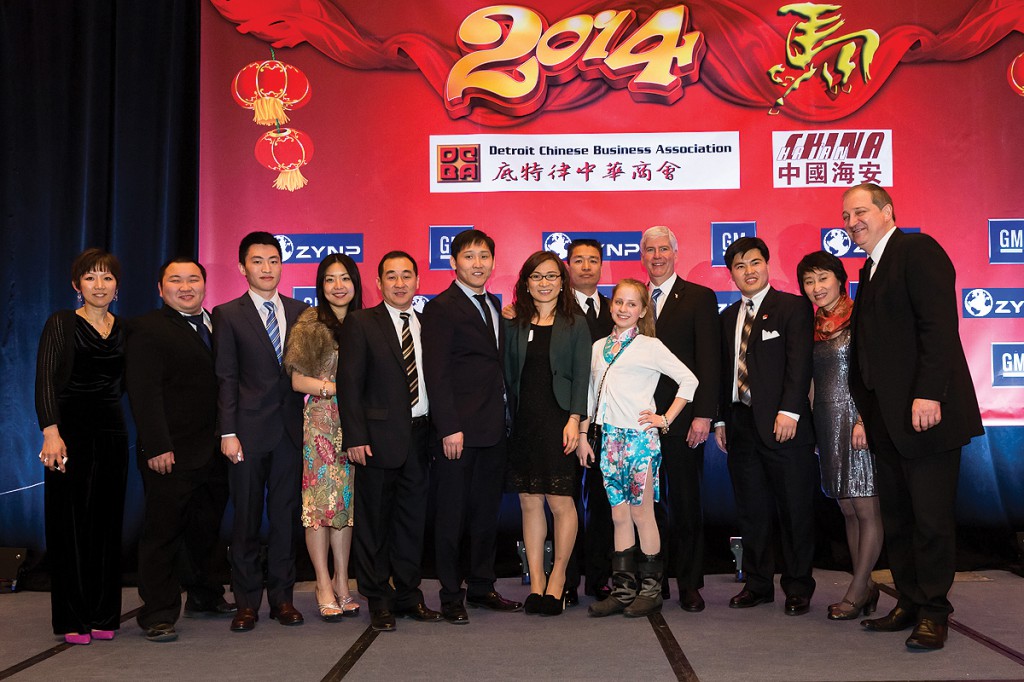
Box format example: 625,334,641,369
230,608,258,632
466,591,522,612
729,589,773,609
906,618,948,650
861,605,918,632
270,602,304,626
679,589,705,613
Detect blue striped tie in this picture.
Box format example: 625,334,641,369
264,301,282,364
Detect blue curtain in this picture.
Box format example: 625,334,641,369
0,0,199,554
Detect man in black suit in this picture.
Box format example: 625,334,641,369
566,239,614,601
714,236,818,616
338,251,442,632
642,226,721,613
422,229,522,623
843,183,983,650
213,231,309,632
127,258,234,642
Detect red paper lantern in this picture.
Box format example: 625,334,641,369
254,128,314,192
1009,53,1024,96
232,60,311,125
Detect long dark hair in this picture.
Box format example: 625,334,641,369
512,250,576,328
315,253,363,342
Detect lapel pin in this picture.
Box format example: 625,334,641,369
762,314,768,320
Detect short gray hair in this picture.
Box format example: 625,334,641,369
641,226,678,252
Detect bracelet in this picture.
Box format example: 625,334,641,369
320,380,329,398
659,414,670,435
579,430,588,435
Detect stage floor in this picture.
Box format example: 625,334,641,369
1,569,1023,681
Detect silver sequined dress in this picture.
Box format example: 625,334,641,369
812,328,876,498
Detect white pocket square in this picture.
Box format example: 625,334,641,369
761,329,781,340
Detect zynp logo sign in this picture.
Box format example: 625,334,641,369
962,288,1024,318
541,231,642,261
820,227,920,259
275,233,363,263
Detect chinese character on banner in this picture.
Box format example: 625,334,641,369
768,5,879,114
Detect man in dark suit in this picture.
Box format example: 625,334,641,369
213,231,309,632
422,229,522,623
566,239,614,601
338,251,442,632
843,183,983,650
714,236,818,616
127,258,234,643
642,226,721,613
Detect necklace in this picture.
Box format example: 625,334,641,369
77,309,113,338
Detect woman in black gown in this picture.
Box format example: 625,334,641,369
504,251,591,616
35,248,129,645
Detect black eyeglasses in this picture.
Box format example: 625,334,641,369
528,272,562,281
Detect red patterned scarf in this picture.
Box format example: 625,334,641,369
814,295,853,341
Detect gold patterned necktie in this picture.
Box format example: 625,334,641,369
736,299,754,405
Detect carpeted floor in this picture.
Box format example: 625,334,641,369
1,569,1022,681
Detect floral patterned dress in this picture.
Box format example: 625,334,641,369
284,308,352,530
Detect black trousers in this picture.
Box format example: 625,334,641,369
227,433,302,611
577,448,613,590
137,454,229,628
433,439,507,604
656,435,706,591
862,392,961,622
45,401,128,635
725,404,817,599
353,421,431,612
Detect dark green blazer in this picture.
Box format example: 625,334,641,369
504,311,591,417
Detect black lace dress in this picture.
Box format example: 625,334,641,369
507,325,576,496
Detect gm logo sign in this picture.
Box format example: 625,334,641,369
962,288,1024,318
275,233,363,263
993,343,1024,387
541,231,641,261
429,225,473,271
712,222,755,267
820,227,920,258
714,290,741,313
989,219,1024,264
293,286,317,306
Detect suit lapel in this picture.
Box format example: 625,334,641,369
373,304,405,368
239,294,278,361
162,304,212,357
449,283,499,358
657,277,686,322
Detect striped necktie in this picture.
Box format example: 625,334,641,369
736,299,754,405
264,301,282,364
651,287,663,321
400,312,419,407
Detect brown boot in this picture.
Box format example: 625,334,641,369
624,553,664,617
588,547,637,617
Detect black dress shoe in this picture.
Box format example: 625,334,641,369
564,587,579,607
729,589,774,609
539,594,565,617
862,605,918,632
784,595,811,616
441,601,469,625
466,591,523,612
523,593,543,614
184,597,237,618
905,618,947,650
370,609,396,632
144,623,178,642
395,603,442,622
230,608,258,632
269,602,304,626
679,589,705,613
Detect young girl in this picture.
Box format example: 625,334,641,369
577,278,698,617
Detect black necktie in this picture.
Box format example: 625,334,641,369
585,297,597,324
863,257,874,282
473,293,495,344
185,313,211,348
399,312,419,407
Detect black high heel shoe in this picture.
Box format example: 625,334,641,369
524,594,543,615
827,583,880,620
540,593,565,617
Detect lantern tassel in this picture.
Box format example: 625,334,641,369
272,168,309,192
253,97,289,126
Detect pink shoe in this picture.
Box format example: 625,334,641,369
64,633,91,645
91,629,115,640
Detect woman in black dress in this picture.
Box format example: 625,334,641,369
505,251,591,616
35,248,129,645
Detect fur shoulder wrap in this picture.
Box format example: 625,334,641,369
283,307,337,379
